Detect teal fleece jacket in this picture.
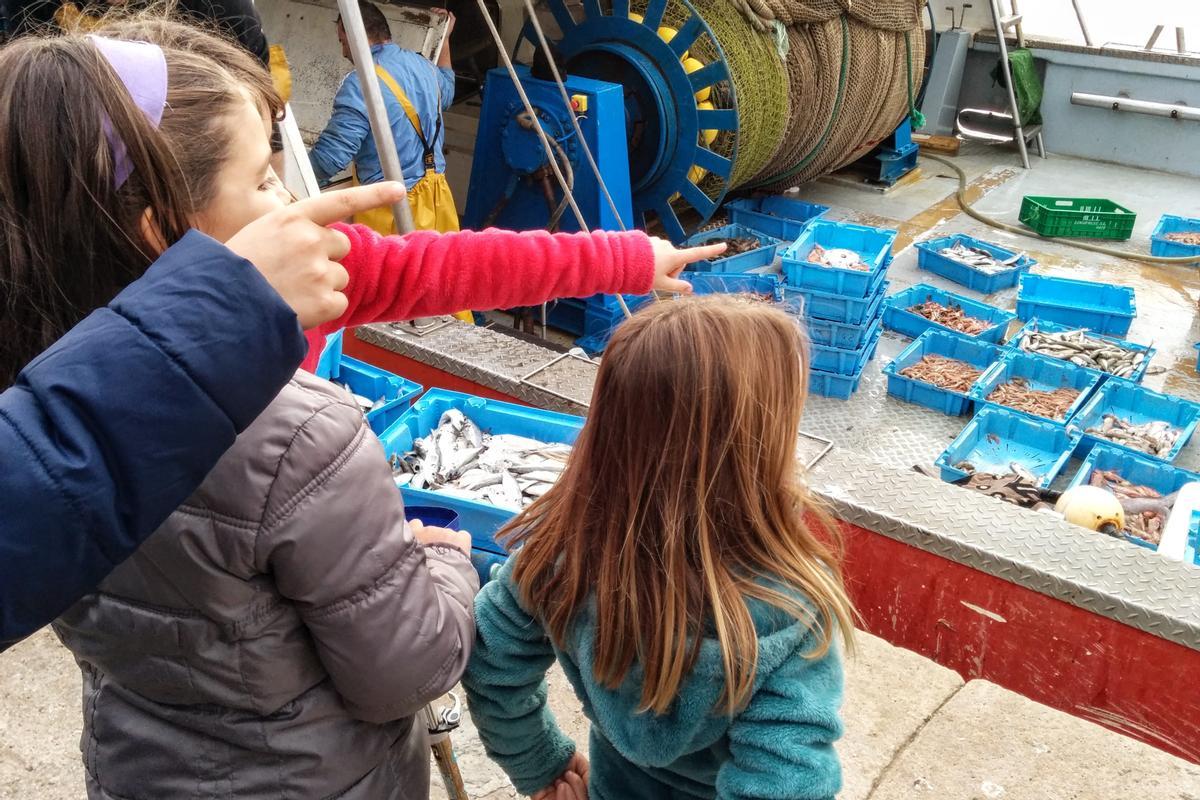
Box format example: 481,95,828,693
462,558,844,800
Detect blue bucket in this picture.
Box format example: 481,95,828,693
403,505,461,530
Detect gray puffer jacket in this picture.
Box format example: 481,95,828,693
54,370,479,799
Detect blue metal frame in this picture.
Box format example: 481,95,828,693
856,118,920,186
462,66,634,232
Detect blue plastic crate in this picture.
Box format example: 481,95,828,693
802,289,885,349
792,278,889,325
583,294,656,337
914,234,1035,294
470,549,509,585
1150,214,1200,260
882,284,1016,343
782,221,897,297
683,224,782,273
1065,443,1200,551
971,350,1102,424
1006,319,1156,383
686,271,783,300
936,406,1080,489
403,505,503,584
313,329,345,381
578,274,785,355
883,330,1003,416
335,355,424,436
810,319,882,375
726,196,830,241
1067,378,1200,463
583,291,656,314
378,389,584,549
809,362,870,399
1016,274,1136,337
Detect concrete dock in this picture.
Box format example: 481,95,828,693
4,628,1197,799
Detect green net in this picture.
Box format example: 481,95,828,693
630,0,789,198
990,47,1043,126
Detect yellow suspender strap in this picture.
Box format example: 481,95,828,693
373,64,424,140
373,63,443,170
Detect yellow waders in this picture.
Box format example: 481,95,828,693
353,64,472,324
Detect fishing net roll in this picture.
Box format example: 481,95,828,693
630,0,789,191
654,0,927,195
538,0,927,234
747,5,926,189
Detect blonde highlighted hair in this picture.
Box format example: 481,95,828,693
503,294,856,715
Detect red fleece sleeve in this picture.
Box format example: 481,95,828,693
315,224,655,338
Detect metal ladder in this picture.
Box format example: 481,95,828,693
987,0,1045,168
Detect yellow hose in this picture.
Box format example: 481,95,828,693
923,153,1200,266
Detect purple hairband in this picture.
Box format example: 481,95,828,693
88,36,168,188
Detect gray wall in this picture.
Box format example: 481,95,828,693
957,41,1200,177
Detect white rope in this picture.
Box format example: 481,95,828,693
473,0,634,319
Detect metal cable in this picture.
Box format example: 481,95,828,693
520,0,629,232
474,0,633,318
924,154,1200,265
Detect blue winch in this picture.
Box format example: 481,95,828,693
464,0,738,241
462,66,634,232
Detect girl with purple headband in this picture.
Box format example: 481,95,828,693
0,20,719,799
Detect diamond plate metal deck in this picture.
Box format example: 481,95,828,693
352,174,1200,650
356,318,1200,651
358,321,595,414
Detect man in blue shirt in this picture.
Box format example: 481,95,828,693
309,0,459,235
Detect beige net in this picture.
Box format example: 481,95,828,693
754,17,845,182
742,0,928,190
847,0,923,32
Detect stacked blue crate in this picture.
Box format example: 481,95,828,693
780,220,898,398
726,196,830,241
574,224,786,355
682,224,783,273
547,292,655,341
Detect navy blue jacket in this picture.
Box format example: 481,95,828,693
0,232,306,650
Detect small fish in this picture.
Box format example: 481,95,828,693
1018,328,1148,376
938,243,1019,275
1085,414,1181,457
1009,462,1038,484
399,410,574,511
986,433,1001,445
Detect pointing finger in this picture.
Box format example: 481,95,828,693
293,182,408,226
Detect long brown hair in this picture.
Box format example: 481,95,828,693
505,295,856,715
0,17,282,387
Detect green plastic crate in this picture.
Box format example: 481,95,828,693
1019,196,1136,240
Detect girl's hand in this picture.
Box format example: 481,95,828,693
649,237,727,294
531,753,590,800
408,519,473,557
